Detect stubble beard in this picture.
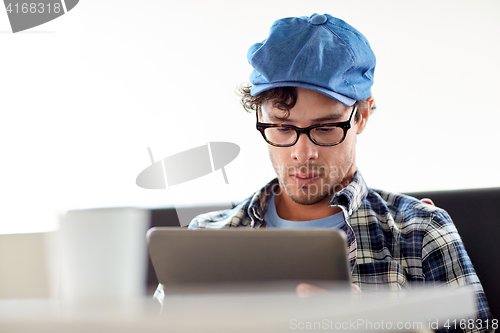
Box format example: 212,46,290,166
272,161,337,206
287,181,331,205
270,157,354,206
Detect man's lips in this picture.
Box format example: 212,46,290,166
290,173,319,179
289,173,320,186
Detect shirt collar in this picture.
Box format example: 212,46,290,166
248,178,280,225
328,171,368,217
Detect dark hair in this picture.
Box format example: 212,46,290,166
238,84,297,115
238,83,375,122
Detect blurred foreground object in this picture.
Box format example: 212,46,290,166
59,207,149,302
0,287,476,333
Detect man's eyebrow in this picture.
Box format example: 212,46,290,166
268,113,290,122
267,112,345,123
311,114,345,122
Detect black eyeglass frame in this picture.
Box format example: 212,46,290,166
256,106,358,147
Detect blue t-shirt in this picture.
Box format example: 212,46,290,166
264,194,344,229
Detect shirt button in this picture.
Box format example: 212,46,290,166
310,14,328,25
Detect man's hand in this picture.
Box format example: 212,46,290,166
296,283,361,298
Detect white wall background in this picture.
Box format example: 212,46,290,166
1,0,499,234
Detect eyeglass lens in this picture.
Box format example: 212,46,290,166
263,126,345,146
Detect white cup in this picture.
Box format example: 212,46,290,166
59,207,150,303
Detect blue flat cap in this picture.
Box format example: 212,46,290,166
248,13,376,106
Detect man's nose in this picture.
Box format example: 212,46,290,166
290,133,319,164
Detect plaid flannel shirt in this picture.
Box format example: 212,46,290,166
188,171,493,333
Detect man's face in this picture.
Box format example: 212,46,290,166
260,87,366,205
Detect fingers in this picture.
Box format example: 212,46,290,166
351,284,361,294
296,283,328,298
296,283,362,297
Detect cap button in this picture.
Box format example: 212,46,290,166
310,14,328,25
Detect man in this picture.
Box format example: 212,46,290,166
187,13,492,332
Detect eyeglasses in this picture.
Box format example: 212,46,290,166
256,106,357,147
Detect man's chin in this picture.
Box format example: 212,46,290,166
286,188,330,206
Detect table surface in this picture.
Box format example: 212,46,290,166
0,287,476,333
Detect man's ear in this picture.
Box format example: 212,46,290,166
356,96,374,135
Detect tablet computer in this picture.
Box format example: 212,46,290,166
147,227,351,294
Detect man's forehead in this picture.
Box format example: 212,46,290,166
262,102,349,122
